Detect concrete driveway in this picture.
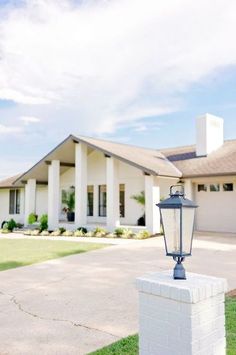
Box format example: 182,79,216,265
0,233,235,355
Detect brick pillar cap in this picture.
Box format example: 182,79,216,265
136,270,227,304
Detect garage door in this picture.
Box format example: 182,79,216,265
195,182,236,233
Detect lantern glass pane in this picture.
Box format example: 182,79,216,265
161,208,180,255
182,207,195,255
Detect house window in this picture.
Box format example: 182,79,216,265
119,184,125,218
87,185,94,216
9,189,20,214
223,183,233,191
210,184,220,192
99,185,107,217
198,184,207,192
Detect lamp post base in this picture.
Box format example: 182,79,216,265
173,257,186,280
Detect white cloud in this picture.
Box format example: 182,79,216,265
0,124,23,135
0,0,236,135
20,116,41,125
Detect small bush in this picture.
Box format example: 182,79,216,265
51,229,61,236
59,227,66,234
39,214,48,231
114,227,133,238
120,229,133,239
105,233,115,238
16,223,24,229
85,231,93,237
31,229,40,236
62,230,74,237
77,227,87,234
28,213,38,225
2,222,9,230
74,229,85,237
7,219,17,232
135,230,151,239
114,227,126,237
1,228,10,234
93,227,107,237
40,230,50,236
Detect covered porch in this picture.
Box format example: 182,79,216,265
15,135,181,234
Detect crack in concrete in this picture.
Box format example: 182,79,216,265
1,288,120,340
11,295,120,340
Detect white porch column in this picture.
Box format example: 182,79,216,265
24,179,36,225
145,175,160,234
75,142,87,226
184,179,193,199
106,156,120,230
48,160,60,230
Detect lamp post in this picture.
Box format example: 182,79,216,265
157,185,198,280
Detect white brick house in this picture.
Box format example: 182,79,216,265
0,114,235,233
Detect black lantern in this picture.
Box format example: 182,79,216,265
157,185,198,280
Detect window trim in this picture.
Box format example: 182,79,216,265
119,184,125,218
87,185,94,216
9,189,21,215
98,185,107,217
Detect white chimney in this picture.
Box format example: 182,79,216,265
196,114,224,156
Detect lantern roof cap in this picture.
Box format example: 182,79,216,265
157,185,198,208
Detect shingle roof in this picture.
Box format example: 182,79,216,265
73,135,182,177
161,139,236,178
0,174,22,188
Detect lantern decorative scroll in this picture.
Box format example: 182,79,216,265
157,185,198,280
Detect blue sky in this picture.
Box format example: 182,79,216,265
0,0,236,178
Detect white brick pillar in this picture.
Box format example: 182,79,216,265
136,271,227,355
75,142,87,227
48,160,60,230
106,156,120,230
145,175,160,234
24,179,36,225
184,179,193,199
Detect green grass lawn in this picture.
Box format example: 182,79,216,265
0,238,106,271
90,297,236,355
226,297,236,355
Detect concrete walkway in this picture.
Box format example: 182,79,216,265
0,233,235,355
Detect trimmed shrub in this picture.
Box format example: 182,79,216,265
105,233,115,238
16,223,24,229
1,228,10,234
2,222,9,230
7,219,17,232
114,227,126,237
51,229,61,236
135,230,151,239
77,227,87,234
93,227,107,237
114,227,133,238
39,214,48,231
62,230,74,237
59,227,66,234
31,229,40,236
120,229,134,239
85,231,93,237
28,213,38,225
40,230,50,236
74,229,85,237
